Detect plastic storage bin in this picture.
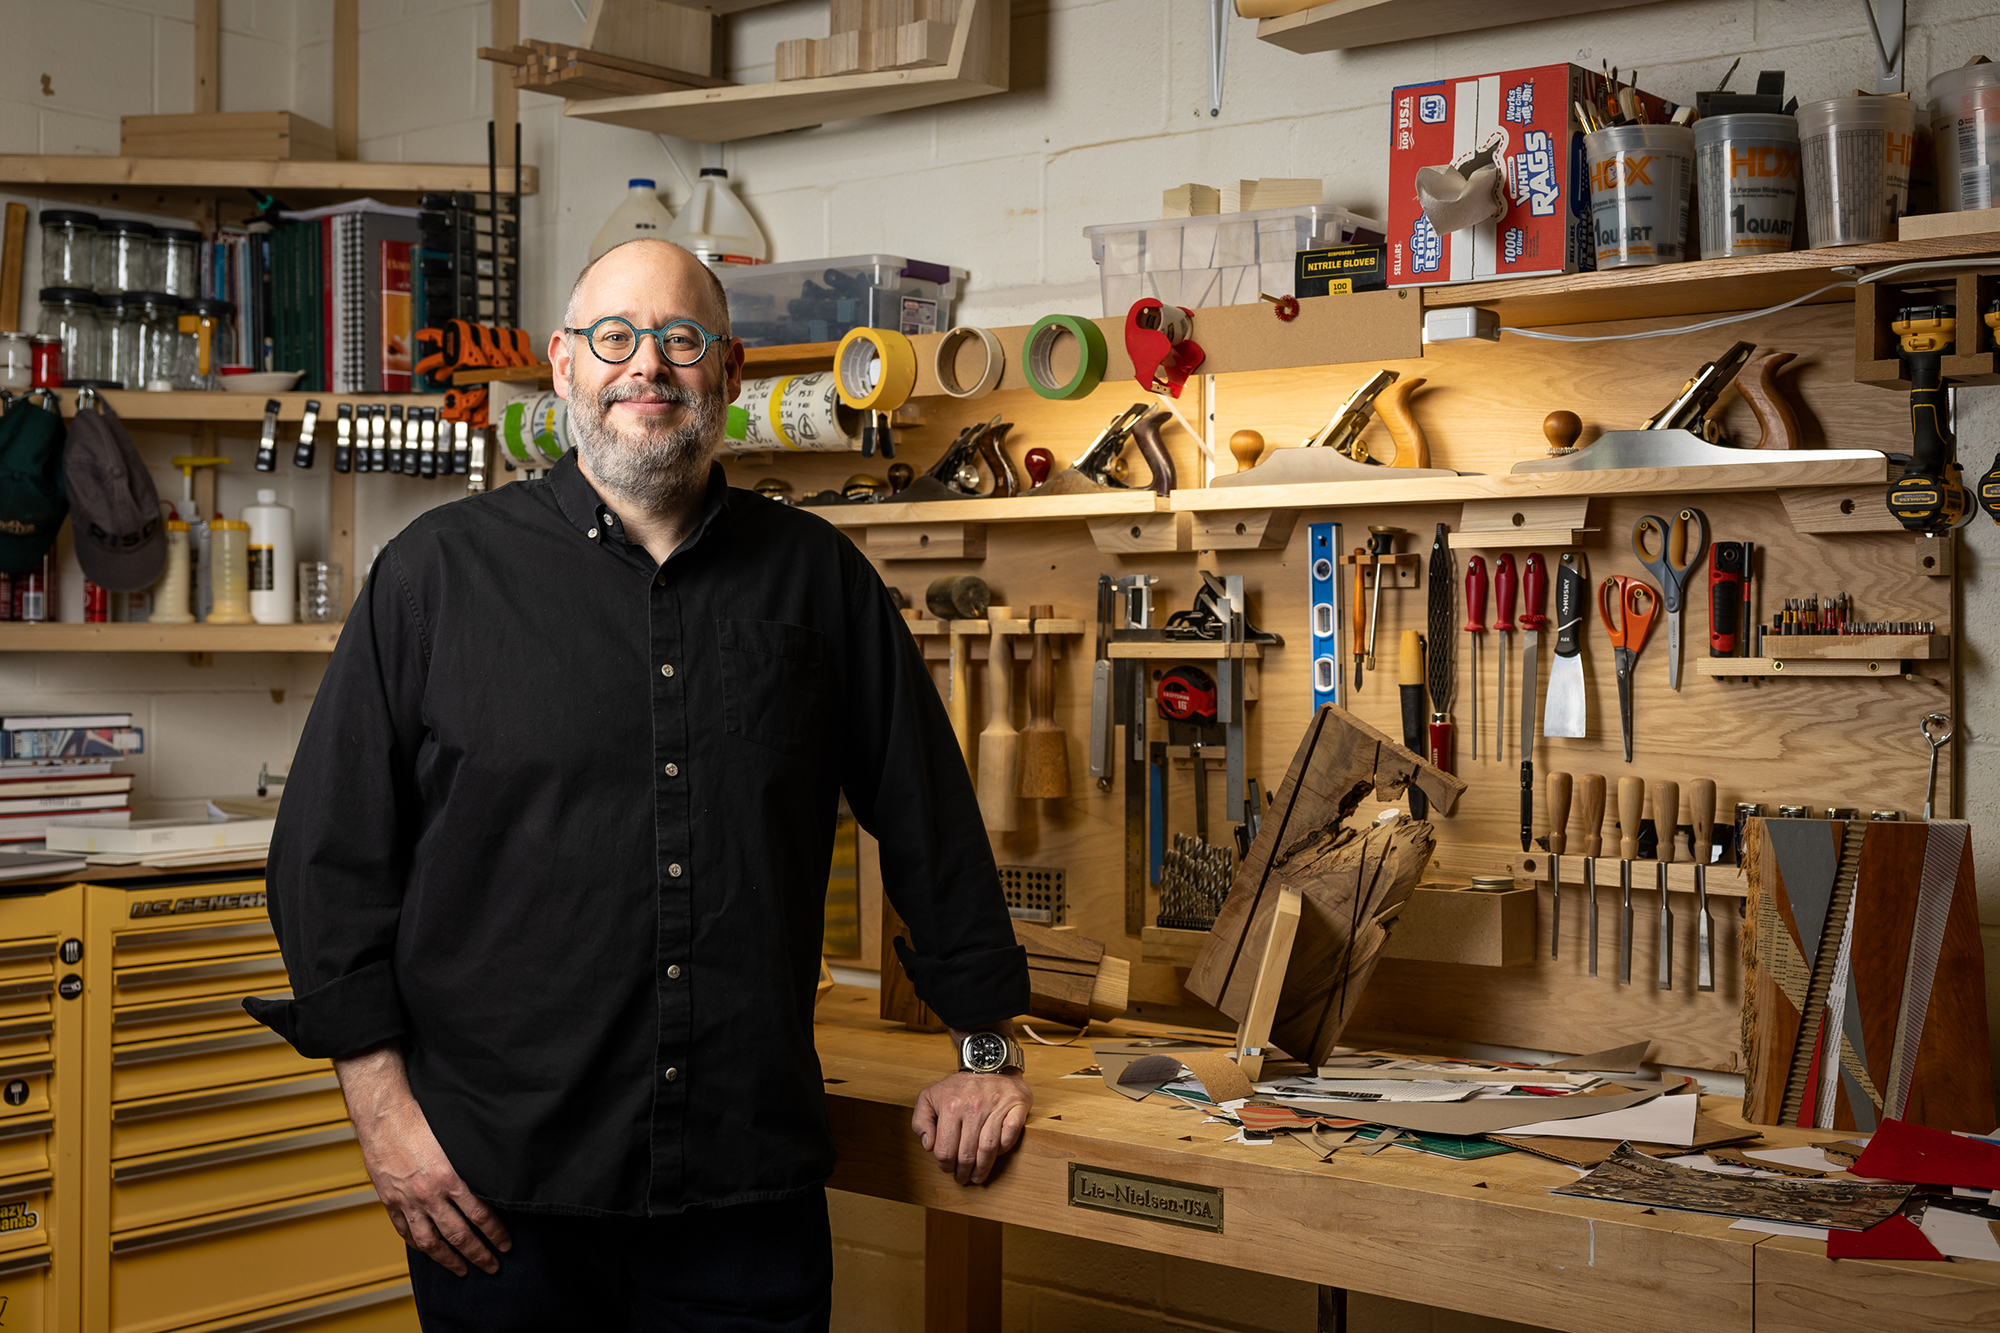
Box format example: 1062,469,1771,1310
1084,204,1383,316
718,255,966,348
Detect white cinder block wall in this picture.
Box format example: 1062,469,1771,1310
3,4,2000,1323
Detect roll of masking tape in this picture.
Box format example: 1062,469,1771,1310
834,326,917,411
1022,314,1108,400
727,373,860,454
934,325,1006,399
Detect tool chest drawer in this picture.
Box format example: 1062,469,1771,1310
169,1278,415,1333
111,1123,365,1235
0,1114,53,1182
110,1185,405,1333
112,920,277,970
0,1249,51,1333
112,1072,350,1161
114,993,290,1047
0,1174,53,1257
110,1028,322,1104
113,954,292,1009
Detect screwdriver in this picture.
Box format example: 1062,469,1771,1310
1351,547,1367,691
1690,778,1716,992
1654,779,1679,990
1547,772,1571,958
1464,557,1488,762
1580,774,1606,978
1618,777,1643,985
1493,555,1516,764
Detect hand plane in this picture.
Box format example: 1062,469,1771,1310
881,415,1021,502
1211,369,1459,487
1025,404,1177,497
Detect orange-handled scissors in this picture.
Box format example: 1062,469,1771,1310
1599,575,1659,763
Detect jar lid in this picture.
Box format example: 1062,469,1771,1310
38,287,100,305
40,210,99,229
0,332,29,344
185,297,235,316
211,518,249,530
166,519,189,531
100,218,157,237
125,291,181,309
154,227,203,243
68,379,122,390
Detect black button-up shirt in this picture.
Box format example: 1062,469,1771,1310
249,453,1028,1217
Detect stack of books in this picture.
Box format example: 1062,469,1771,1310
0,713,142,847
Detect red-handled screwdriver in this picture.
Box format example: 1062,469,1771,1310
1493,554,1517,764
1464,556,1487,762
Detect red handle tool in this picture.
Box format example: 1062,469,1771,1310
1493,554,1517,632
1464,556,1488,633
1520,552,1549,630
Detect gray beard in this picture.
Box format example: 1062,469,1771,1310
567,376,724,512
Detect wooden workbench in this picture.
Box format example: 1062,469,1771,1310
813,985,2000,1333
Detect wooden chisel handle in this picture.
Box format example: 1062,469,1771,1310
1379,377,1430,469
1618,777,1644,859
1580,774,1606,857
1547,772,1572,854
1653,781,1681,862
1689,779,1717,864
1741,352,1799,450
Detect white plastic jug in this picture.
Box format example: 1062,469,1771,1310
589,179,677,262
243,488,297,624
663,169,768,267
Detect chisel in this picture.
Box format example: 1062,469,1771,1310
1690,778,1716,991
1426,524,1456,776
1547,771,1571,958
1493,554,1515,763
1350,547,1367,691
1618,776,1643,985
1398,630,1428,819
1654,779,1679,989
1464,557,1487,761
1580,774,1606,977
1517,554,1548,851
1088,576,1114,789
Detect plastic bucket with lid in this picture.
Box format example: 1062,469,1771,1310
1584,124,1696,268
1694,114,1800,258
1797,96,1916,246
1929,63,2000,212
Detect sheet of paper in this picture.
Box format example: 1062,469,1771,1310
1919,1201,2000,1261
1502,1091,1698,1147
1255,1079,1482,1104
1747,1147,1847,1172
1729,1219,1831,1240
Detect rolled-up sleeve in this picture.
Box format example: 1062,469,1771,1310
834,549,1028,1030
245,543,429,1058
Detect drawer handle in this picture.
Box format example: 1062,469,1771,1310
112,1028,289,1066
186,1279,411,1333
0,1020,52,1043
0,1175,53,1197
0,980,52,1002
0,1117,52,1144
112,1185,379,1253
0,1062,51,1085
114,1123,356,1180
0,942,56,965
116,991,291,1029
116,956,289,989
116,920,277,951
0,1249,48,1279
114,1072,340,1122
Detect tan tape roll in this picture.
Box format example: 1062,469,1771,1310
834,326,917,411
934,325,1006,399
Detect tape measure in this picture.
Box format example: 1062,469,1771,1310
1155,666,1217,724
934,325,1005,398
1022,314,1107,400
834,327,917,411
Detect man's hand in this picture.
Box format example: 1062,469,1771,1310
336,1044,512,1277
912,1069,1031,1186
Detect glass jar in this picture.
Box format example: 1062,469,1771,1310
0,333,29,392
30,338,61,389
205,519,252,624
126,292,180,390
94,218,158,295
99,294,143,390
37,288,101,385
38,210,98,290
155,227,202,299
175,297,234,389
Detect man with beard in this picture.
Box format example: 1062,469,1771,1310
249,239,1032,1329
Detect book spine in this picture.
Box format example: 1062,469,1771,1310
4,729,145,760
381,239,414,394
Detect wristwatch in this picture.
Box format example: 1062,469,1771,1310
959,1031,1025,1075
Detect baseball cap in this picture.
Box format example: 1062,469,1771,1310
0,392,68,574
64,395,164,591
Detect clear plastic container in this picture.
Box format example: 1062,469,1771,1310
1798,96,1916,246
1694,114,1801,258
1586,123,1697,268
204,519,252,624
155,227,203,299
718,255,968,348
298,561,343,624
663,168,768,267
39,211,98,290
94,219,158,296
128,292,181,390
589,179,676,261
1083,203,1384,315
1930,63,2000,212
149,520,195,624
0,334,29,392
100,294,143,390
37,288,101,384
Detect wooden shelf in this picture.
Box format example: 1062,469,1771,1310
1421,234,2000,329
453,365,551,386
743,342,839,377
1107,642,1263,660
1744,634,1948,661
817,490,1164,529
1692,657,1932,678
0,624,340,652
0,156,538,214
60,390,433,422
1256,0,1660,53
563,0,1007,143
1514,853,1749,900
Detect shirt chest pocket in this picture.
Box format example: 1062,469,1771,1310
718,619,827,755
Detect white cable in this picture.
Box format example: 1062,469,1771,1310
651,133,697,196
569,0,589,21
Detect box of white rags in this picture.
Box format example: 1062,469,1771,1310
1387,64,1674,287
44,815,275,856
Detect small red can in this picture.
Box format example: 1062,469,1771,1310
83,580,108,623
29,338,62,390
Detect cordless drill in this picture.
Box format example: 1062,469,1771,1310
1886,304,1971,533
1980,298,2000,524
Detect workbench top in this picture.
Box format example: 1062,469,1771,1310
813,985,2000,1333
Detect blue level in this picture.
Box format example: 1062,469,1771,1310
1309,522,1341,713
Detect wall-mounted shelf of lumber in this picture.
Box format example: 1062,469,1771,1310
1421,234,2000,328
1515,853,1748,899
1255,0,1658,54
0,624,340,653
480,41,730,99
563,0,1008,143
1691,657,1933,678
744,342,839,376
454,364,552,386
0,156,539,212
56,391,433,422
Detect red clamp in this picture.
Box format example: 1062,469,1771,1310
1124,298,1207,399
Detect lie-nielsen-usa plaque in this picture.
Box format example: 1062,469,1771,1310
1067,1164,1223,1233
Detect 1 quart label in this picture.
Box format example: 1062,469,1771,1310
1067,1164,1222,1233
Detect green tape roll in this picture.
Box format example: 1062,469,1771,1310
1022,314,1107,400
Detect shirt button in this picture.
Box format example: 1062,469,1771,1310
664,763,679,777
668,863,683,878
587,527,598,538
660,663,675,678
667,965,682,979
664,1067,680,1083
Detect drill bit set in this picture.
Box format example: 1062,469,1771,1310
1156,833,1235,931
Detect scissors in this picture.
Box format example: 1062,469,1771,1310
1632,507,1709,692
1599,575,1659,763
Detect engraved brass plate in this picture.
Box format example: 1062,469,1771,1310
1067,1163,1222,1233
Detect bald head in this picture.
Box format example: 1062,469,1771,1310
564,239,731,337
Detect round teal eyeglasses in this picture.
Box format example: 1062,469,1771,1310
563,316,724,367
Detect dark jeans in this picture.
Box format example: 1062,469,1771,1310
408,1188,833,1332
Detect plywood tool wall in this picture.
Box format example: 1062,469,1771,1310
758,300,1948,1073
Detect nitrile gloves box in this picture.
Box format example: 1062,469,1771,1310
1386,64,1669,287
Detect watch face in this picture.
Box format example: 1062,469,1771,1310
964,1032,1008,1072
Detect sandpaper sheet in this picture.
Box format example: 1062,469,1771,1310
1500,1091,1697,1146
1092,1040,1228,1101
1553,1144,1912,1230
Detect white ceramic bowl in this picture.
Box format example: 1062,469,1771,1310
219,371,304,394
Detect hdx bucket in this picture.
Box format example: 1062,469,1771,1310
1584,124,1696,268
1797,96,1916,246
1694,113,1800,258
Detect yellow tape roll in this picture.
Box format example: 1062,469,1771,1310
834,327,918,411
934,325,1006,399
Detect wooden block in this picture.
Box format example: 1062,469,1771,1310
1025,964,1095,1026
1241,177,1322,210
1086,511,1190,554
1452,496,1590,548
1139,926,1207,968
815,31,865,76
829,0,867,31
1235,886,1301,1079
1189,508,1298,550
1379,884,1536,967
1013,920,1105,965
774,37,819,81
583,0,722,77
1163,183,1221,218
1897,205,2000,242
120,112,335,161
874,19,953,69
1089,954,1129,1020
865,522,985,560
1778,486,1901,533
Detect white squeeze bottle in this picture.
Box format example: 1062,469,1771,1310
589,179,676,262
243,489,297,624
662,168,767,266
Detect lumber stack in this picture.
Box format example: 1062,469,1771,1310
776,0,958,81
1014,921,1129,1028
477,41,731,99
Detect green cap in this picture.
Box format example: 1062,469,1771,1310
0,395,69,574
